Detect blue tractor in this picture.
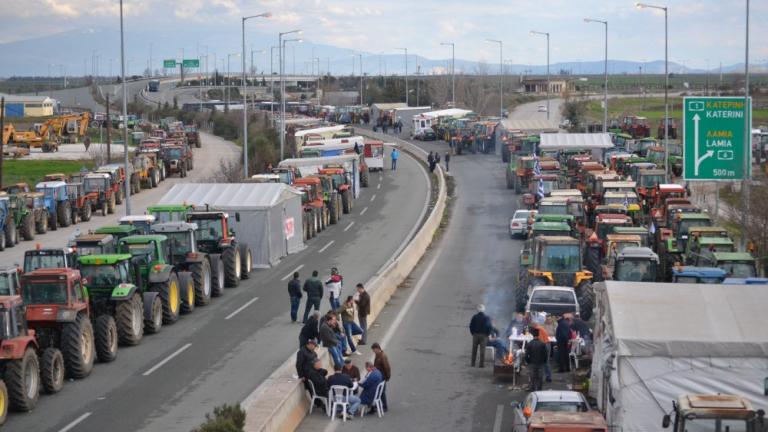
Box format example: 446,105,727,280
35,181,73,230
671,266,727,284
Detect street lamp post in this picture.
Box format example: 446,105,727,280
440,42,455,107
486,39,503,118
358,54,363,105
270,46,278,122
396,48,408,106
530,31,550,120
636,2,669,181
226,53,239,110
585,18,608,132
241,13,271,178
279,29,302,160
119,0,131,215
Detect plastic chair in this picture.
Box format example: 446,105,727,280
360,381,386,418
485,346,496,362
328,385,351,421
568,339,580,370
306,379,328,416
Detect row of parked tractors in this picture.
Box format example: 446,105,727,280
0,203,252,424
0,124,201,251
501,131,760,320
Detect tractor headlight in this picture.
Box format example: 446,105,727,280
56,309,78,322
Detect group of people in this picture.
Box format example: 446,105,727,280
469,306,592,391
427,151,450,173
374,117,403,135
291,267,393,417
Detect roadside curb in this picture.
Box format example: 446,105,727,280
241,132,447,432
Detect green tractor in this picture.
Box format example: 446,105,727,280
117,235,189,324
77,254,161,346
518,236,594,319
148,204,193,224
94,224,142,242
186,211,252,288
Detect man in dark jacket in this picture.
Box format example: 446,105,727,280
288,272,302,323
525,327,548,391
306,359,329,400
372,343,391,411
295,339,318,380
320,313,343,367
469,304,492,368
355,283,370,345
302,270,324,323
327,364,362,416
342,359,361,381
299,312,320,347
556,314,573,373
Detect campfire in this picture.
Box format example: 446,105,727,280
493,351,517,381
502,351,514,366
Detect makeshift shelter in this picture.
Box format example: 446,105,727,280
494,119,560,156
590,281,768,432
538,133,613,150
158,183,305,268
279,154,361,198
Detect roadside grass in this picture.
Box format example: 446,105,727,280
3,159,94,187
584,96,768,124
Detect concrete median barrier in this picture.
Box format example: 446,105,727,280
241,134,446,432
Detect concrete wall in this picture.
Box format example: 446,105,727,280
241,132,447,432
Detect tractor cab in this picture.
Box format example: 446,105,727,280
2,182,31,195
687,237,736,267
710,252,758,279
186,212,237,254
119,215,156,235
594,213,633,241
23,247,77,272
21,268,88,323
671,266,727,284
69,233,116,256
610,226,651,247
148,204,194,223
537,198,569,215
0,267,21,296
117,235,169,273
612,246,658,282
662,394,765,432
529,221,573,239
82,173,110,194
77,254,136,296
151,222,200,265
94,225,142,242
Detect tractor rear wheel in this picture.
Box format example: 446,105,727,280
209,255,226,297
144,295,163,334
191,260,212,306
576,282,595,321
0,232,5,251
179,272,195,314
342,189,351,214
82,201,92,221
116,294,143,346
95,315,118,362
149,169,157,188
115,185,123,204
58,200,72,227
222,246,241,287
154,168,161,186
4,220,16,248
329,196,338,224
0,380,7,424
107,194,116,214
5,347,39,412
101,200,108,216
157,273,181,324
35,212,48,234
584,246,602,282
188,158,194,170
21,213,34,241
40,348,64,394
48,210,58,231
239,243,252,280
61,313,95,379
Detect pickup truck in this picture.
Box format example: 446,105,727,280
525,286,579,316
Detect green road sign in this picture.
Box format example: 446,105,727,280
163,59,176,68
182,59,200,68
683,96,751,181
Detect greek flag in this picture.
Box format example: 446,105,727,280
623,193,629,208
533,154,542,176
537,178,546,198
649,222,656,234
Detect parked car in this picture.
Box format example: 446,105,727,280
525,286,579,316
512,391,592,432
509,209,537,238
537,105,548,112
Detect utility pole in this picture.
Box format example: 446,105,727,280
416,65,421,106
0,98,5,189
106,93,111,162
119,0,131,215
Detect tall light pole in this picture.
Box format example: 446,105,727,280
440,42,455,107
530,30,550,120
241,12,271,178
486,39,503,118
741,0,750,249
119,0,131,215
585,18,608,132
358,54,363,105
636,2,668,181
396,48,408,106
270,45,278,121
279,29,302,160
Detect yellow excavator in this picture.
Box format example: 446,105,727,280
5,112,91,152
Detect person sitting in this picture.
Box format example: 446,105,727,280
486,320,508,359
342,359,361,381
306,359,329,407
327,364,361,417
359,361,383,415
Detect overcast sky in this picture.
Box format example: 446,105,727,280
1,0,766,68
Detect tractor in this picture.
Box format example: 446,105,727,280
148,204,194,224
185,126,201,148
621,116,651,138
21,268,115,392
94,164,128,204
0,194,20,249
518,236,594,319
186,211,252,288
662,394,765,432
594,234,644,281
294,177,328,238
0,295,42,415
132,152,162,190
77,254,162,344
152,221,220,303
23,247,77,272
94,224,142,242
0,268,21,296
159,144,193,178
35,181,73,229
64,181,93,223
656,117,678,140
670,266,727,284
82,172,116,216
318,167,354,215
608,246,659,282
119,215,156,235
69,233,117,256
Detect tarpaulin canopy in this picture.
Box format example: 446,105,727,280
539,133,613,150
498,119,559,133
417,108,473,119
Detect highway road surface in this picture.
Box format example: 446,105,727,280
4,142,430,432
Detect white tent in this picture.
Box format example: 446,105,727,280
494,119,560,156
158,183,305,268
590,281,768,432
539,133,613,150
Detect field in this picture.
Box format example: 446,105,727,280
584,96,768,126
3,159,94,187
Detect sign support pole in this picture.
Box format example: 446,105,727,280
741,0,750,251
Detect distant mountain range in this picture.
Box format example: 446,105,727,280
1,27,766,78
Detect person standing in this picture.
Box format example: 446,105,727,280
427,151,434,166
299,312,320,347
355,283,370,345
469,304,492,368
371,342,391,412
337,296,363,356
302,270,323,323
525,327,548,391
390,147,399,171
288,272,302,323
320,313,344,368
556,314,573,373
325,267,343,311
532,321,553,382
444,151,451,172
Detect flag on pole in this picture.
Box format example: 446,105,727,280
537,178,546,198
533,153,542,176
623,193,629,208
649,221,656,234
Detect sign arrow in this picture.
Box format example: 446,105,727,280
692,113,713,176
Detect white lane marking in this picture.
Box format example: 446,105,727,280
224,297,260,320
377,183,381,190
360,207,368,216
318,240,335,253
142,343,192,376
281,264,304,281
492,404,504,432
370,194,376,202
59,412,92,432
343,221,355,232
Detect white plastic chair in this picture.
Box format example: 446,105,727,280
329,385,351,421
568,339,581,370
306,379,328,416
485,346,496,363
360,381,386,418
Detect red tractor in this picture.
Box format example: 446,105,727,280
82,172,117,216
0,295,42,418
621,116,651,139
294,177,328,239
657,118,678,140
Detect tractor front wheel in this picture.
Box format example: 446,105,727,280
209,255,226,297
6,347,39,412
0,380,7,424
61,313,95,379
576,282,595,321
222,246,241,287
191,260,212,306
82,201,92,221
40,348,64,394
239,243,253,280
179,272,195,314
341,189,351,214
21,213,34,241
116,294,143,346
144,295,163,334
101,200,108,216
4,220,16,248
157,273,181,324
95,315,118,362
